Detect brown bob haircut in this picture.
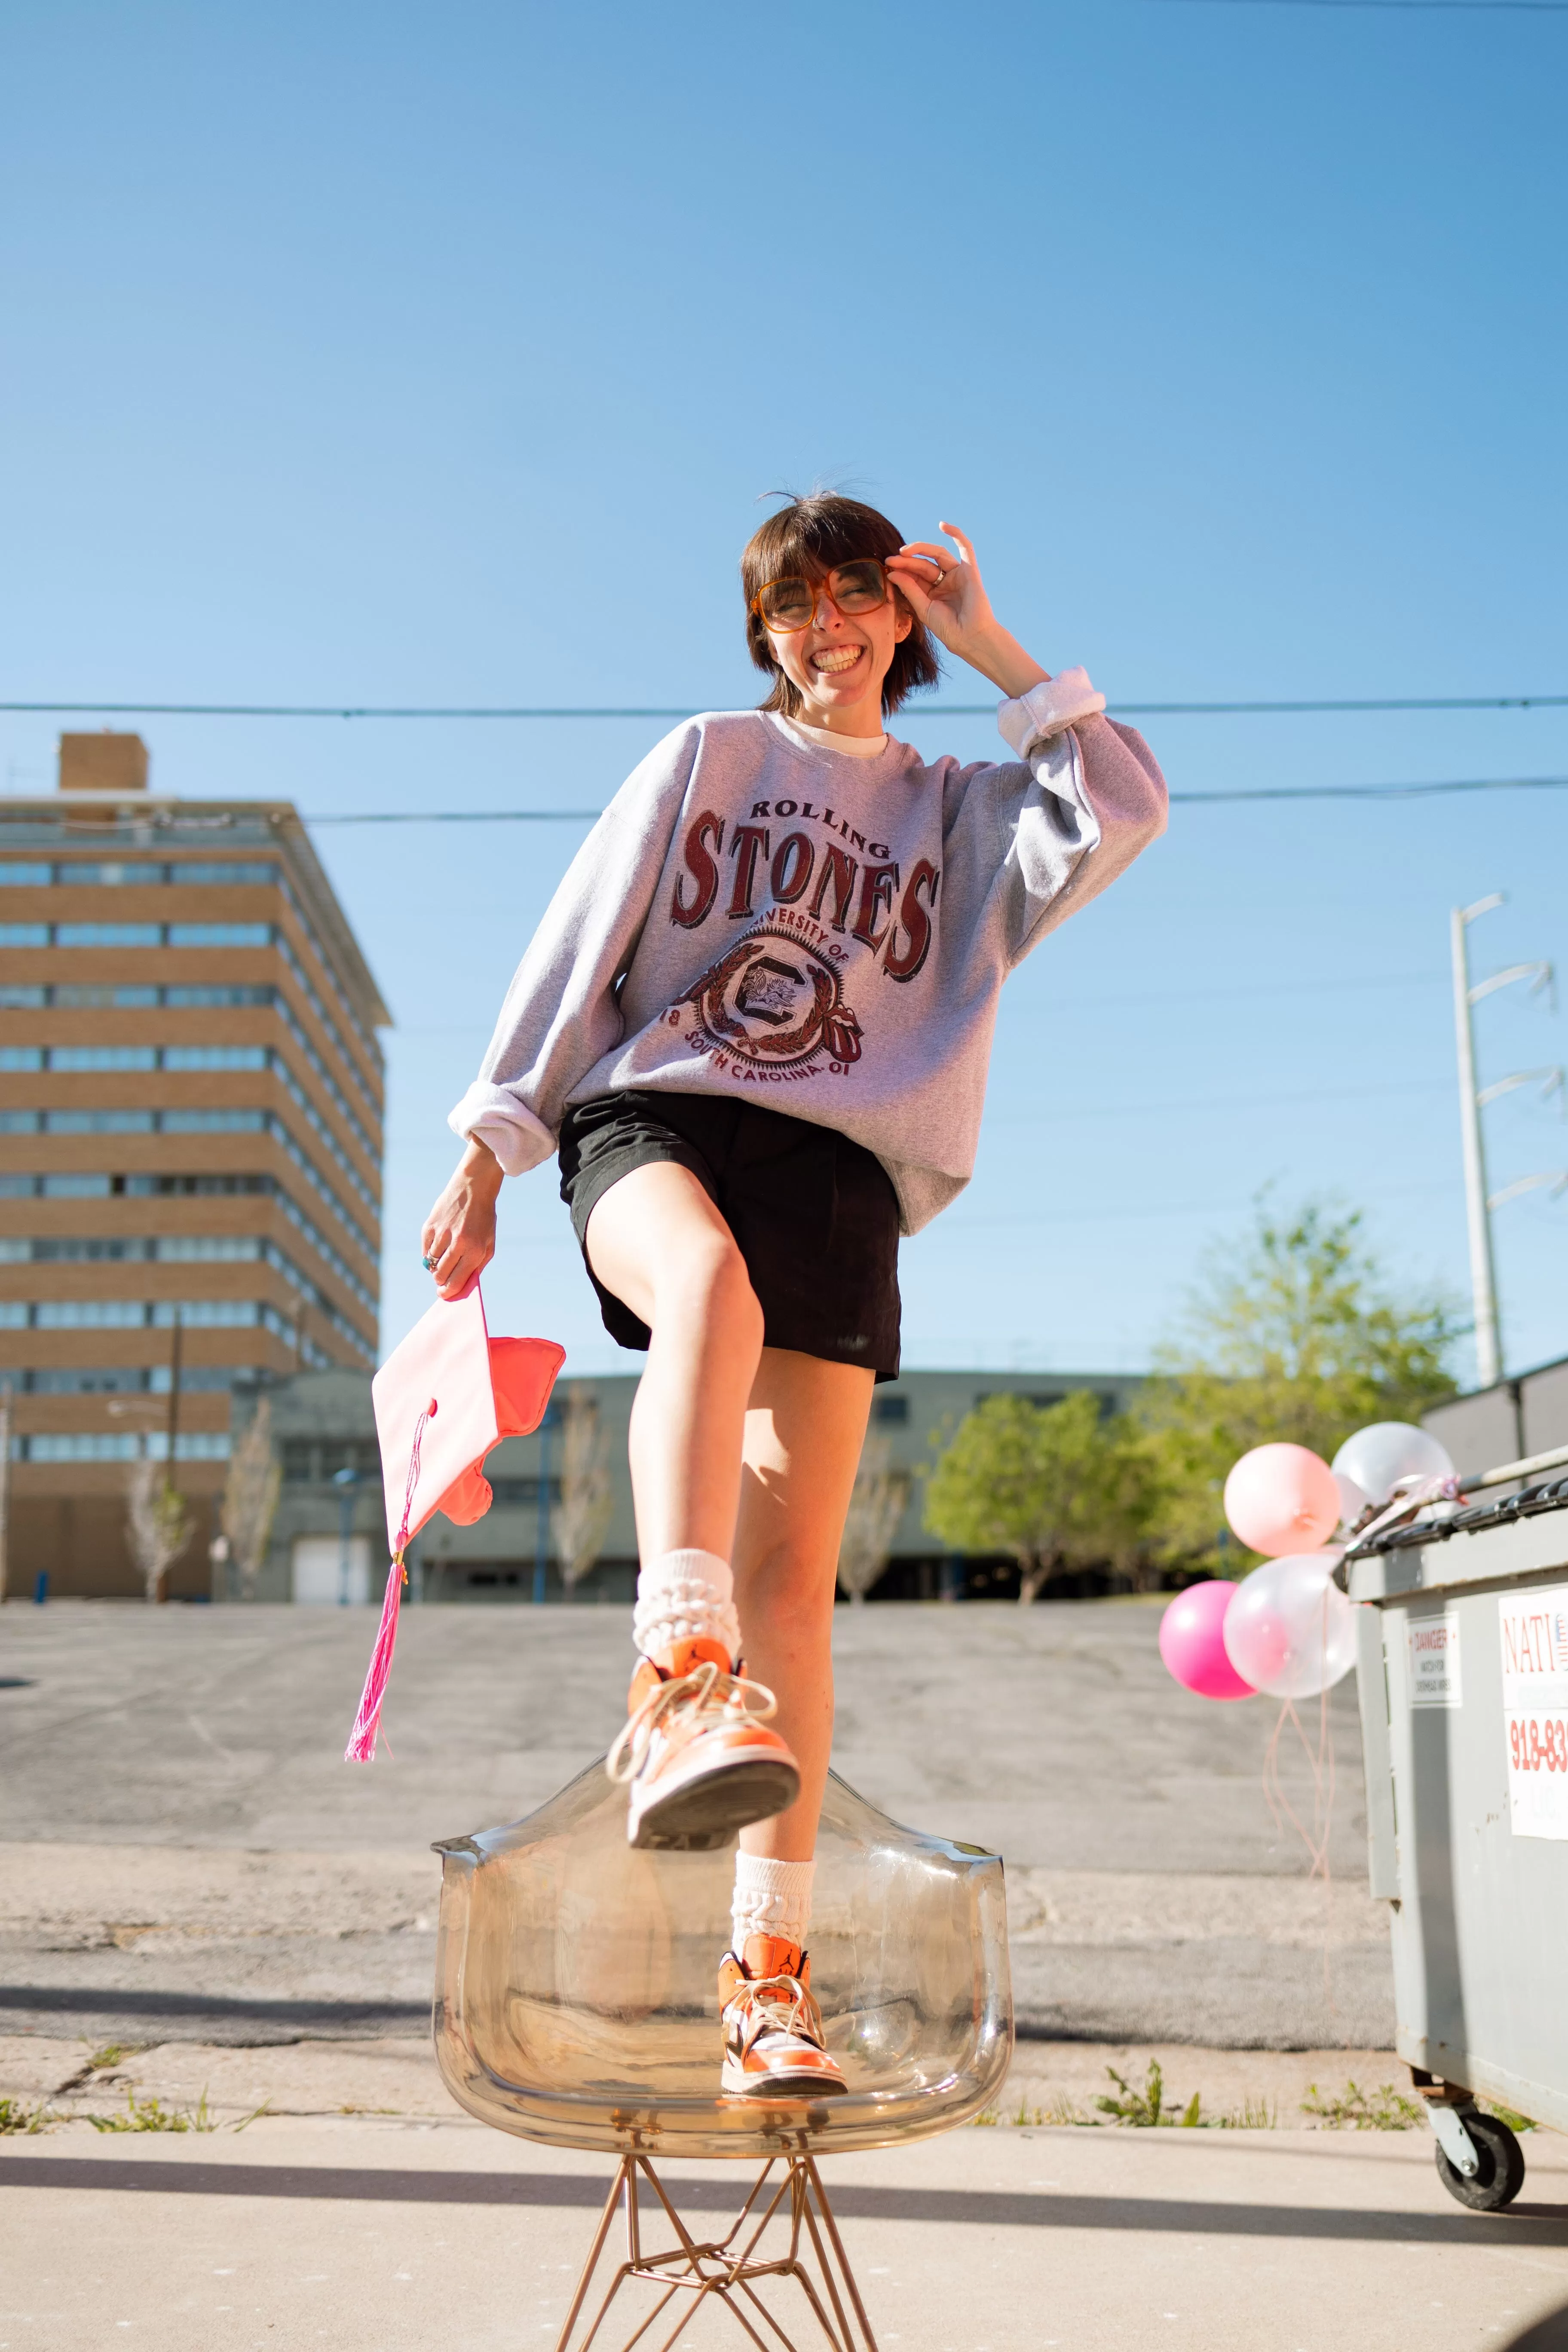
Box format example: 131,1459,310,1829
741,493,941,720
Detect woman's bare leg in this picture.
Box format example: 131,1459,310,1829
732,1349,875,1862
584,1163,765,1562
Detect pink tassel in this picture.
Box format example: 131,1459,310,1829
344,1556,407,1763
345,1401,434,1764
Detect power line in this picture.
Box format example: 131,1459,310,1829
0,692,1565,720
1151,1,1568,13
296,774,1568,823
1173,773,1568,803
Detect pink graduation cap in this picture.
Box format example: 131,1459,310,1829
345,1282,564,1762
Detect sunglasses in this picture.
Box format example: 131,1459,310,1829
751,558,890,635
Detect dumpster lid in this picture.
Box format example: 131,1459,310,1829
1345,1473,1568,1603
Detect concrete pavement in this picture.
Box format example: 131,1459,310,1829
3,2111,1567,2352
0,1599,1391,2047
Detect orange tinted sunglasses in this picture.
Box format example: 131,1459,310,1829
751,559,890,635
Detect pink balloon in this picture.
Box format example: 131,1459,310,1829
1159,1580,1257,1701
1223,1443,1341,1558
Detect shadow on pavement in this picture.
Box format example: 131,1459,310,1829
3,2158,1568,2244
1506,2311,1568,2350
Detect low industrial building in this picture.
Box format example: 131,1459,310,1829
232,1364,1149,1608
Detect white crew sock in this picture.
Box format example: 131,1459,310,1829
632,1547,741,1664
731,1853,815,1956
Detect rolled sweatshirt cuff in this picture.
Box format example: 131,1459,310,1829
447,1081,557,1179
997,668,1107,760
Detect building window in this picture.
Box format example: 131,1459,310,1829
0,924,49,946
54,923,164,948
46,1046,159,1072
160,1045,270,1072
166,923,274,949
33,1302,149,1329
43,1112,156,1134
53,862,167,887
873,1395,910,1425
51,985,160,1008
169,862,278,886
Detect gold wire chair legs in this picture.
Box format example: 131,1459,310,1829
554,2153,879,2352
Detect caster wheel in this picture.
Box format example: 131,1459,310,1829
1435,2113,1525,2211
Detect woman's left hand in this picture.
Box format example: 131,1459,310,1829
885,523,1049,701
885,522,995,654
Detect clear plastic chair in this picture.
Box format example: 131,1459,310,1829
433,1759,1012,2349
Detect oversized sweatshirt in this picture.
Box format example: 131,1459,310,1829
449,671,1168,1234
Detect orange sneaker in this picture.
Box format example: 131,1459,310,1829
719,1935,846,2101
606,1637,801,1850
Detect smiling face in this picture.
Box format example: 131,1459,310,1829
763,570,913,737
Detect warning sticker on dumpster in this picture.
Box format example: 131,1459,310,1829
1498,1583,1568,1840
1408,1613,1462,1707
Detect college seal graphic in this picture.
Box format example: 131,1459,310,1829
682,922,864,1072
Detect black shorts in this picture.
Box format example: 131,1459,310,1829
557,1090,902,1381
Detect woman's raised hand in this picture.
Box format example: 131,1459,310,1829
885,522,1050,701
421,1138,502,1302
885,522,995,652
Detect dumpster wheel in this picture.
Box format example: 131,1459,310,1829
1434,2112,1526,2212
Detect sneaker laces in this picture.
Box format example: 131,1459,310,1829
606,1657,779,1786
726,1966,825,2055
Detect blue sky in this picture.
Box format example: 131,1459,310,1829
3,0,1565,1384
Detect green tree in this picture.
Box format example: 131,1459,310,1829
1141,1195,1459,1569
924,1390,1157,1602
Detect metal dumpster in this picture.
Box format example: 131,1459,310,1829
1347,1458,1568,2209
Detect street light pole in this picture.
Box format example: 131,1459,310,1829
1452,900,1503,1390
1451,895,1559,1393
333,1465,359,1606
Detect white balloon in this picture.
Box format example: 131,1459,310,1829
1333,1469,1370,1534
1331,1421,1454,1508
1222,1552,1358,1699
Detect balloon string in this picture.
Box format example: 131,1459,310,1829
1258,1586,1340,2020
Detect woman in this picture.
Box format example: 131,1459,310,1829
423,493,1166,2097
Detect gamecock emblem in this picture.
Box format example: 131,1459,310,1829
682,929,864,1069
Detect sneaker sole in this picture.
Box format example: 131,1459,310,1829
721,2065,848,2101
630,1754,800,1851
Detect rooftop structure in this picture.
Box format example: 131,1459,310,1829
0,735,388,1599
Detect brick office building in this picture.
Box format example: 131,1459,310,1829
0,734,387,1598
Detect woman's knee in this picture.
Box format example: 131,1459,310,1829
735,1545,838,1647
659,1229,763,1351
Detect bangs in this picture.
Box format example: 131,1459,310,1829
740,493,941,720
740,496,903,604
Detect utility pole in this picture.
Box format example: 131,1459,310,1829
0,1380,12,1605
533,1404,556,1606
165,1308,184,1474
1450,896,1559,1390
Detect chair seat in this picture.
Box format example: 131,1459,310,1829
433,1760,1012,2158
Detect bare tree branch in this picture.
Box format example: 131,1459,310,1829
837,1432,909,1605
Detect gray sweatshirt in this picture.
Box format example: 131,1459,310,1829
450,670,1167,1234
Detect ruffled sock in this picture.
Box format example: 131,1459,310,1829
632,1546,741,1665
731,1851,815,1957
